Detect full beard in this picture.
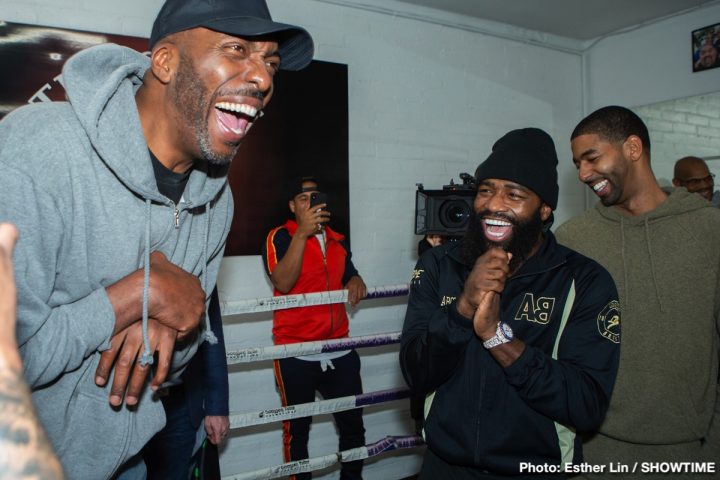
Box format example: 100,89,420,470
461,208,544,272
172,53,239,166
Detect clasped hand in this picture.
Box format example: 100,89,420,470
96,251,205,406
456,248,511,340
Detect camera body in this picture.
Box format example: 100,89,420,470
415,173,476,235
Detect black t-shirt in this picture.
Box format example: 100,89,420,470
149,149,191,204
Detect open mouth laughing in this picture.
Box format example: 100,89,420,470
214,101,263,142
590,179,609,197
482,217,514,243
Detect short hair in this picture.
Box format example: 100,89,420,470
571,106,651,154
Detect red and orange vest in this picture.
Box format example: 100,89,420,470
264,220,356,345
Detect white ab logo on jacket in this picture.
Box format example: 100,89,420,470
514,293,556,324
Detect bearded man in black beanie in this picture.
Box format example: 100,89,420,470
400,128,622,479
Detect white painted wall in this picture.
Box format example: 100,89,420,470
583,3,720,111
0,0,586,478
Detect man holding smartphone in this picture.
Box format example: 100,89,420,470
262,176,367,480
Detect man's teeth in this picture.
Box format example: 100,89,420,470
484,218,512,227
592,180,608,192
215,102,258,118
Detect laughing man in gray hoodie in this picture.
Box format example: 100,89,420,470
0,0,314,478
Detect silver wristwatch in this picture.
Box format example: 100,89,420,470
482,322,514,349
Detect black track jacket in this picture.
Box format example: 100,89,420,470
400,232,620,476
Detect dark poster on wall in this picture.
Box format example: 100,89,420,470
0,21,349,256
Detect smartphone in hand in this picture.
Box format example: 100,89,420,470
310,192,328,209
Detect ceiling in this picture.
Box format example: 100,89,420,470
389,0,717,41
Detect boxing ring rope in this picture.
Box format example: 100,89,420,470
221,284,409,315
223,435,425,480
222,283,422,480
230,388,411,428
226,332,402,364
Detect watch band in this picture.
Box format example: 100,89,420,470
483,321,513,349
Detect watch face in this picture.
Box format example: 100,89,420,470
500,322,513,340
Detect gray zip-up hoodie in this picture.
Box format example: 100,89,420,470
0,44,233,478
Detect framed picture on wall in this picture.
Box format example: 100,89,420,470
692,22,720,72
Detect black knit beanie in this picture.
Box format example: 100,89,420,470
474,128,559,209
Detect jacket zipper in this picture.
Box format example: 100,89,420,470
474,361,487,464
321,237,333,336
174,206,180,229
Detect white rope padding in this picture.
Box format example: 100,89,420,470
222,435,424,480
230,388,409,429
226,332,401,364
221,284,409,315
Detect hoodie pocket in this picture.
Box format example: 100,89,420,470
56,390,131,479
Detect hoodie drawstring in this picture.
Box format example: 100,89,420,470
202,201,218,345
139,199,154,366
138,200,217,364
644,218,665,312
620,216,629,308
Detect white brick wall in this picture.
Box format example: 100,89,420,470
636,92,720,186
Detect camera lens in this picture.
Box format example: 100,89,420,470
439,199,470,229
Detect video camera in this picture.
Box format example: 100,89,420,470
415,173,476,235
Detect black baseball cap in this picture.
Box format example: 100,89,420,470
286,175,320,200
149,0,314,71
